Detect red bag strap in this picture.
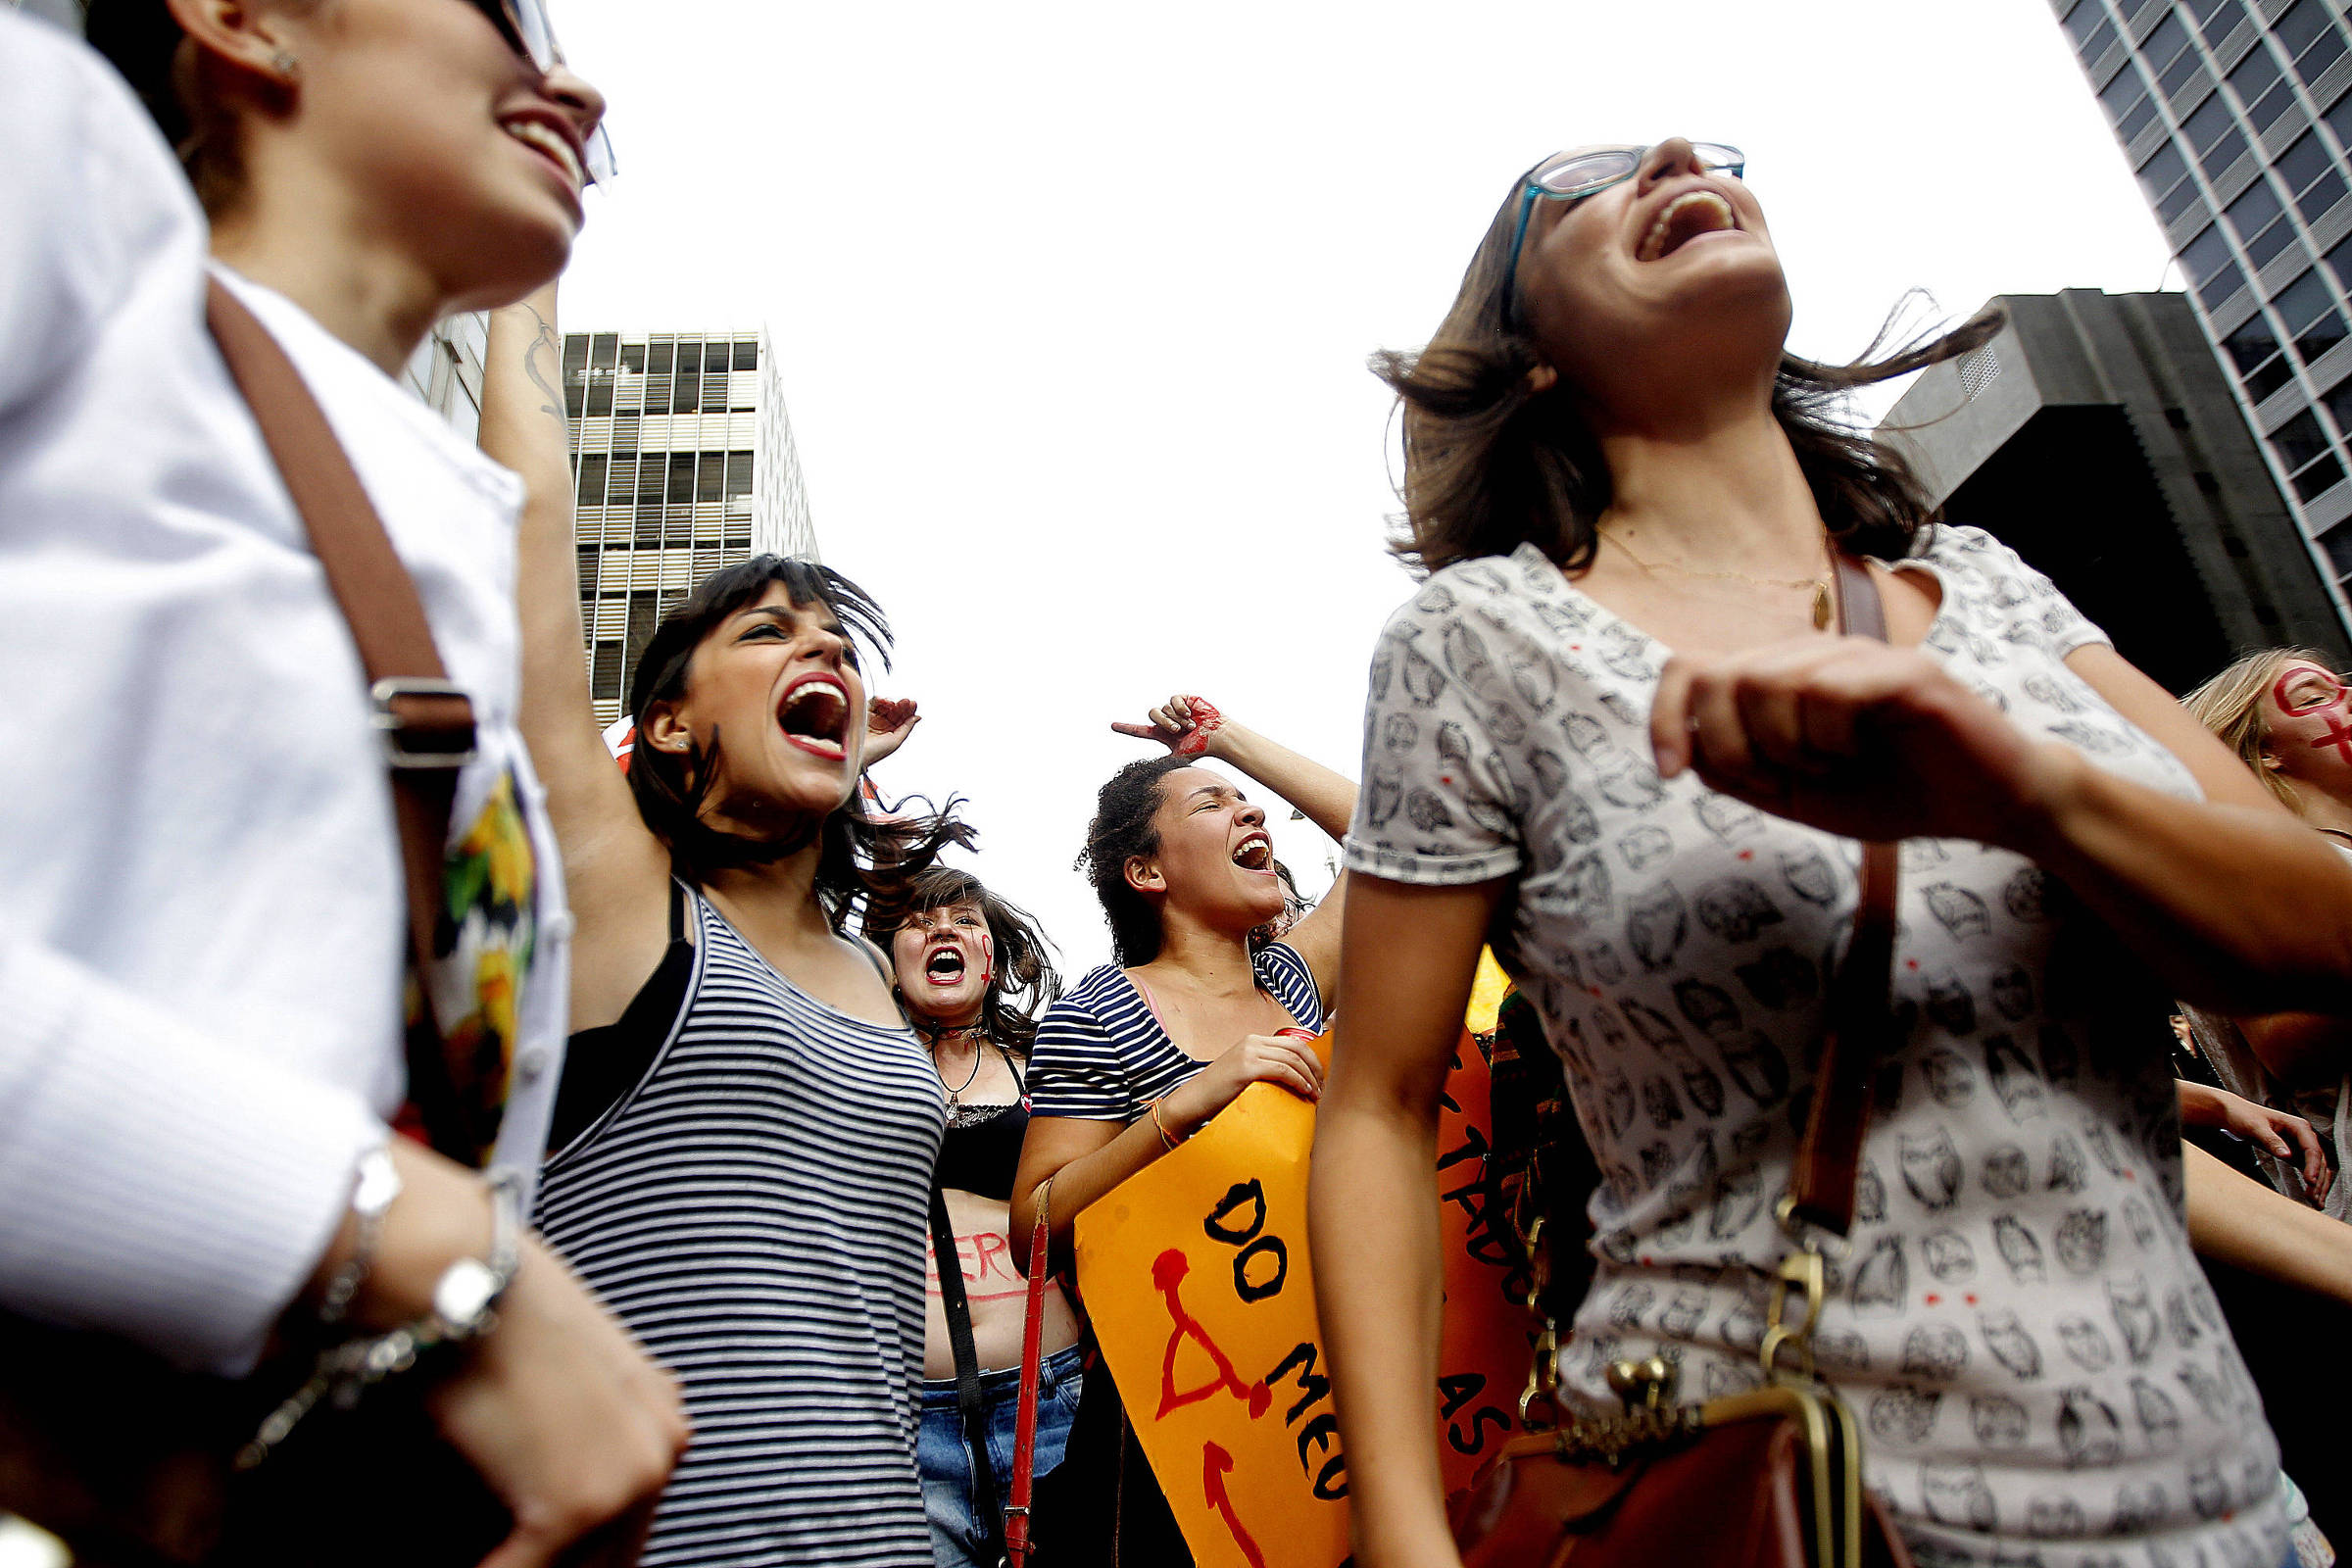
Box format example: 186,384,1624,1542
203,277,481,1163
1783,553,1900,1237
1003,1176,1055,1566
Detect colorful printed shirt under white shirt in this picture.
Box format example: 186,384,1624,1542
1344,529,2285,1568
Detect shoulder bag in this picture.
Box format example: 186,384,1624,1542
1448,554,1915,1568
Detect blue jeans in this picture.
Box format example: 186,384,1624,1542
918,1343,1085,1568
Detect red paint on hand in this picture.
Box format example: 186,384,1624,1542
1174,695,1225,757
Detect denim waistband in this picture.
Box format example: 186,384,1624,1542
921,1342,1086,1405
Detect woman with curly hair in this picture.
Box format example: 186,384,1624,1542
1009,696,1356,1564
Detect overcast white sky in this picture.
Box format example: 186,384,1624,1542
550,0,2174,978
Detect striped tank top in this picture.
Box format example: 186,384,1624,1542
535,885,946,1567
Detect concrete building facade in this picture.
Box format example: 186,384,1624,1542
1876,288,2349,690
2055,0,2352,629
564,330,816,721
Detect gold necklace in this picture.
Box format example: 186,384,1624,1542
1604,529,1836,630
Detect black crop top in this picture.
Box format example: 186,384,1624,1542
933,1054,1029,1203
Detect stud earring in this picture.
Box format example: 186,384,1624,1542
270,49,300,78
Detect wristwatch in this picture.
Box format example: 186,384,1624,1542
428,1167,524,1342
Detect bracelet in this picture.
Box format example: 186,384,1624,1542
240,1168,525,1470
317,1144,402,1327
1149,1098,1186,1152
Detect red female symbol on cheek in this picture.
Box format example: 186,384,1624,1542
978,932,995,991
2314,714,2352,765
2275,669,2345,716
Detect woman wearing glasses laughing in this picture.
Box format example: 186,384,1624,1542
1312,139,2352,1568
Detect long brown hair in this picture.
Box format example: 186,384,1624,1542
1371,167,2006,576
2182,647,2336,814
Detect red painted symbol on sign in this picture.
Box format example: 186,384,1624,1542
1153,1250,1272,1419
1203,1441,1267,1568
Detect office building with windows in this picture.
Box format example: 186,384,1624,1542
564,330,817,721
2055,0,2352,627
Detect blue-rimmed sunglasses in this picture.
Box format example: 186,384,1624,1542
1501,142,1744,321
466,0,617,183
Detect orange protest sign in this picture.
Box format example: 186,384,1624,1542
1072,954,1532,1568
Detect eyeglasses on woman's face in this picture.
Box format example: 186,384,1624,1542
462,0,617,182
1501,142,1745,322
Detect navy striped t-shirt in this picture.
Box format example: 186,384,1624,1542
1025,942,1323,1122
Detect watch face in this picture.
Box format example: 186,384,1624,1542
434,1257,501,1330
354,1150,404,1217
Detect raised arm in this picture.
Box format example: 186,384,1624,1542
1311,874,1500,1568
1646,632,2352,1017
479,286,673,1028
1112,695,1359,1002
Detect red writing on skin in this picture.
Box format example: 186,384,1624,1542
2276,667,2348,716
2315,714,2352,765
1152,1249,1272,1420
926,1230,1027,1301
1175,696,1225,758
979,931,995,991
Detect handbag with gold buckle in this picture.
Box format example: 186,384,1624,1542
1449,556,1914,1568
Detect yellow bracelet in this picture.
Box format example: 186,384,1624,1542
1150,1098,1184,1152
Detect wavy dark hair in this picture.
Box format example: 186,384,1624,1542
1371,164,2005,576
626,555,968,927
863,867,1064,1054
1077,755,1196,967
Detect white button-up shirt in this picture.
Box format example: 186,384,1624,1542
0,11,569,1375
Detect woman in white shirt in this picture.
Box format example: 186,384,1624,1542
1,2,680,1559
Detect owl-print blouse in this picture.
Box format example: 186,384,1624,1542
1344,529,2285,1568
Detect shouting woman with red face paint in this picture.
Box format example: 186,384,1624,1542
1007,696,1356,1566
481,283,969,1566
849,867,1096,1568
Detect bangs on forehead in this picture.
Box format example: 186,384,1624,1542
696,557,893,670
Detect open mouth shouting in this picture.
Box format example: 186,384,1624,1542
1232,831,1275,874
923,946,969,988
776,672,853,760
1637,187,1740,263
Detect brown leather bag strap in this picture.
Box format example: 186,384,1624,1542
204,277,479,1162
1783,554,1900,1236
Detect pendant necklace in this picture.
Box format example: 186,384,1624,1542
1605,528,1836,630
923,1023,988,1108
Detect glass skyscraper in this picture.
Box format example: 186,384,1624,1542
2056,0,2352,624
563,330,818,721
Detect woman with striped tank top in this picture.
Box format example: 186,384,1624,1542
482,284,961,1567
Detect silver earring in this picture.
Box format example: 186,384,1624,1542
270,49,300,78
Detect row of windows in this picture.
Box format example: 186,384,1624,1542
2171,117,2352,318
575,449,757,507
2220,262,2348,398
2097,0,2350,192
563,335,760,417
